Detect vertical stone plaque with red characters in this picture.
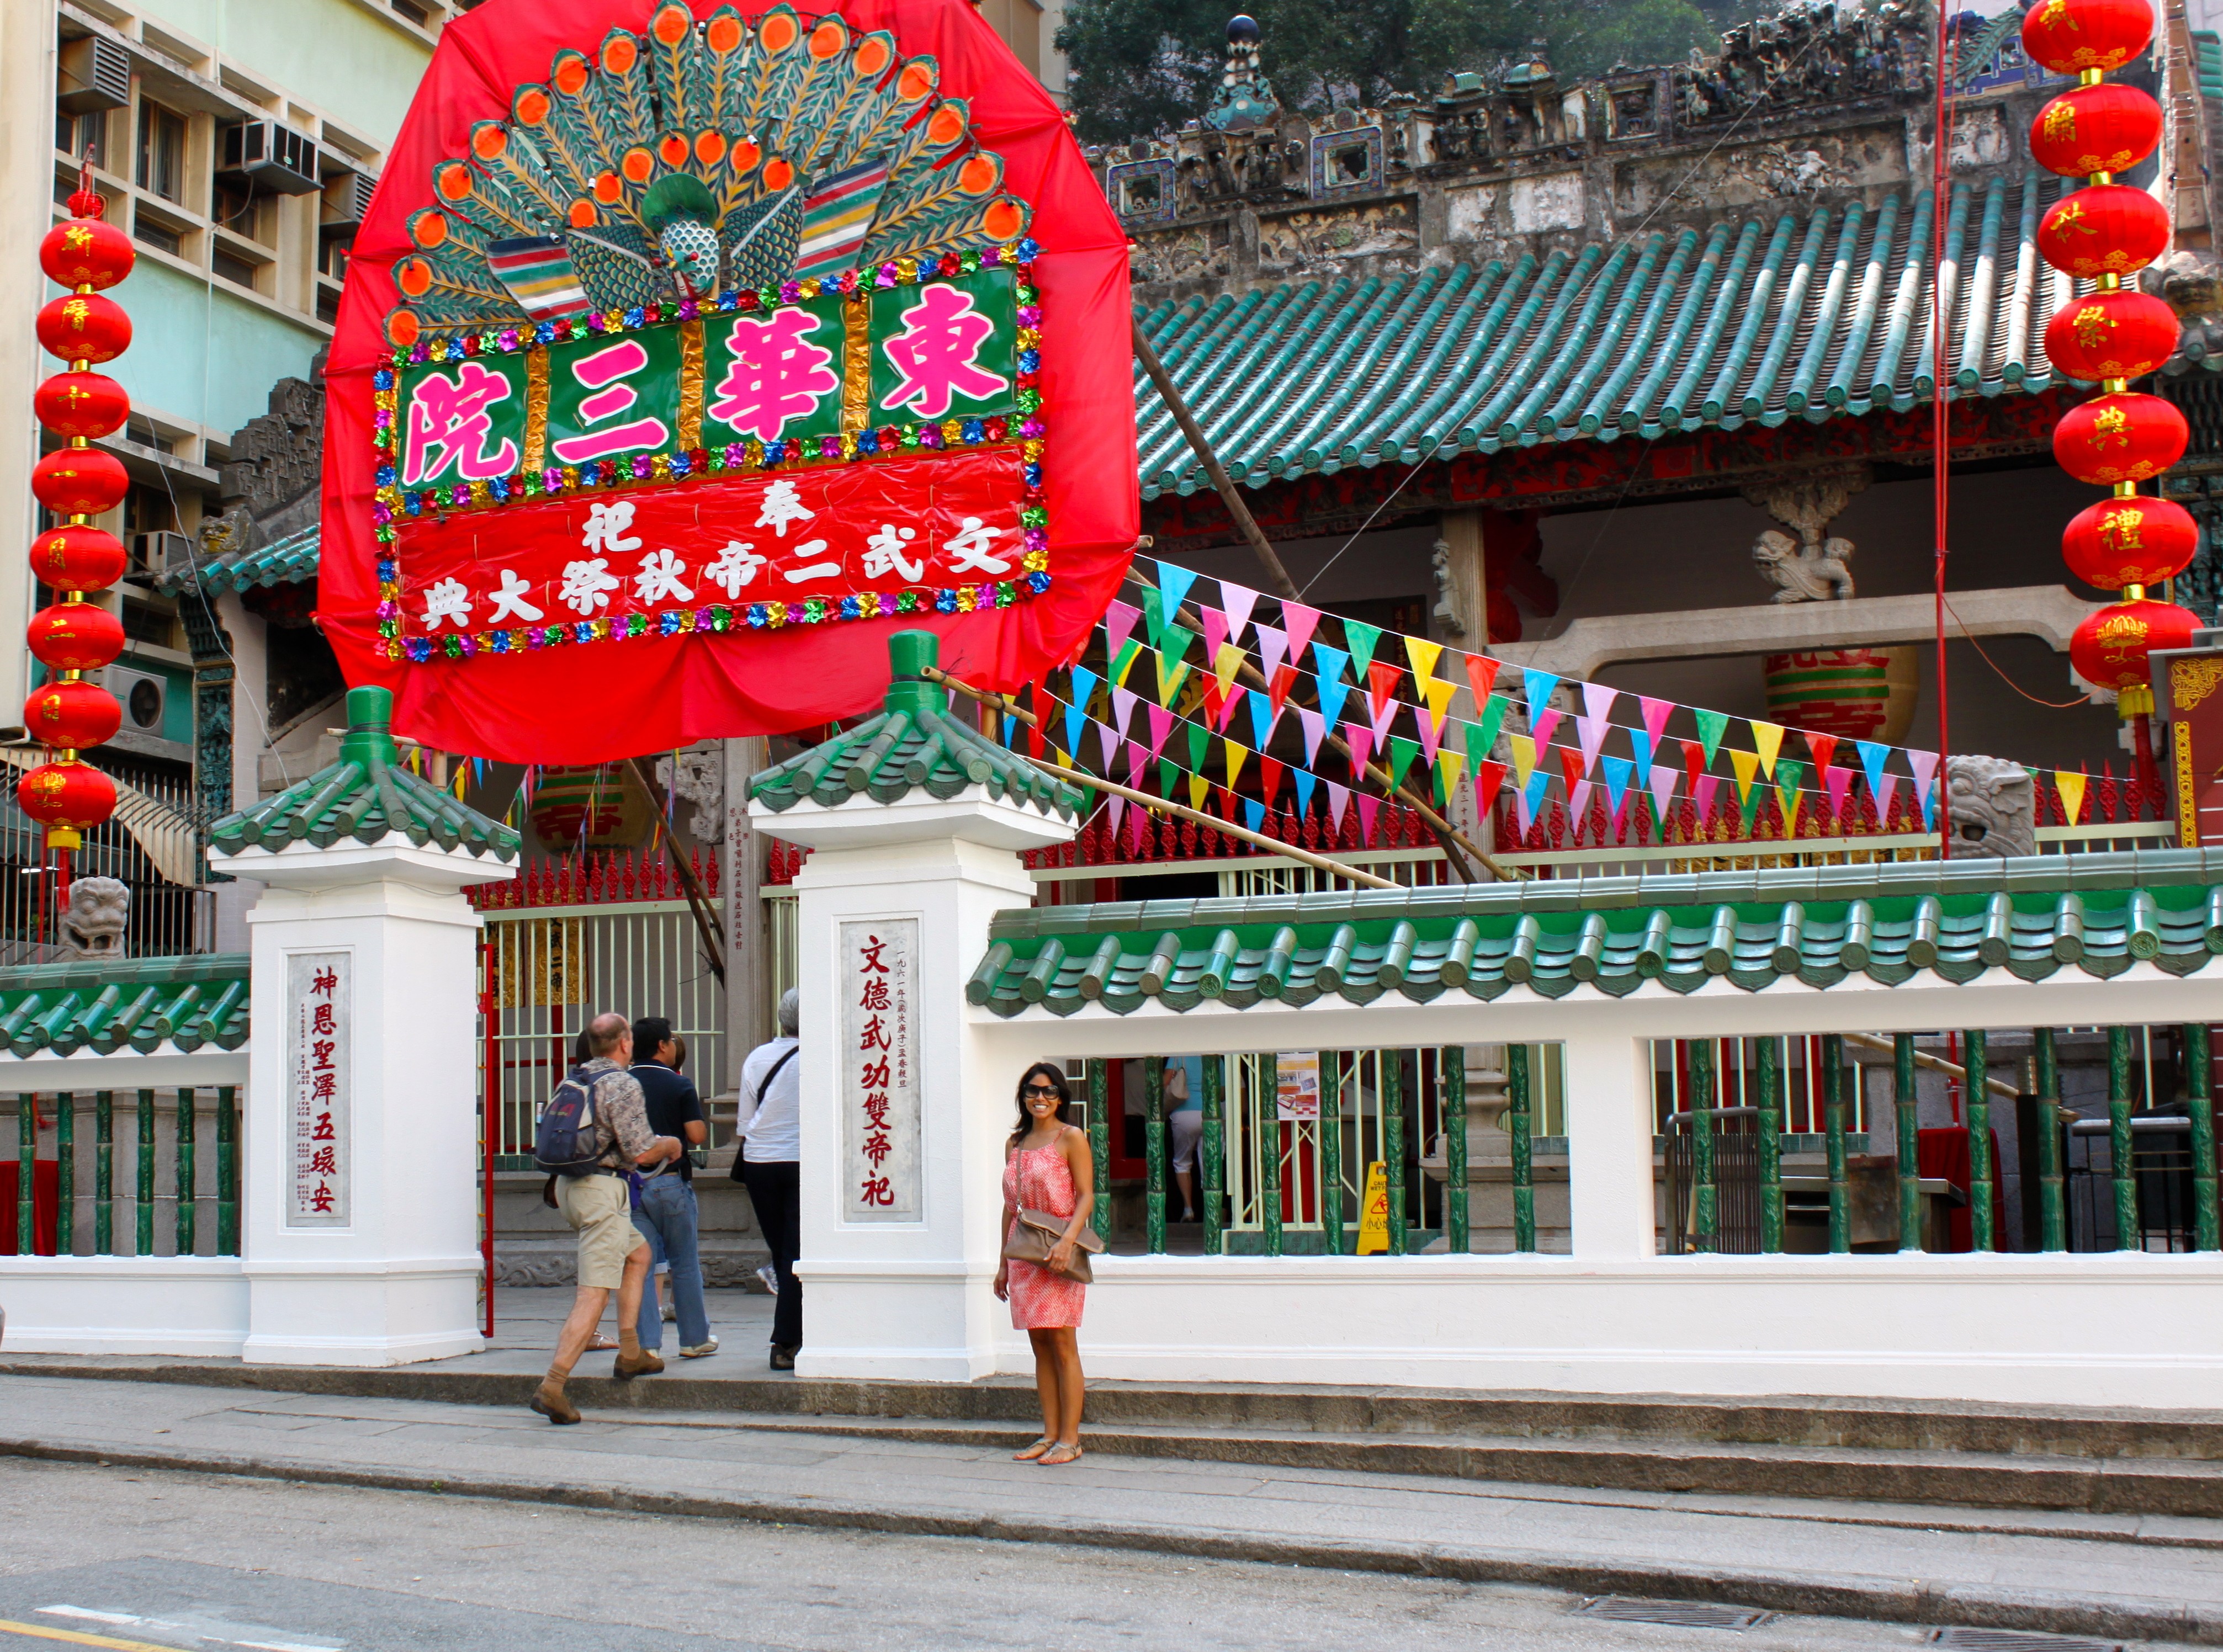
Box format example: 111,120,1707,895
841,918,918,1223
286,951,351,1228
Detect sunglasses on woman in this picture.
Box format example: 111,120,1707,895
1022,1083,1060,1097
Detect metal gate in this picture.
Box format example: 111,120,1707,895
479,901,726,1161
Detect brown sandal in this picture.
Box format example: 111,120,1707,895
587,1334,619,1351
1011,1437,1053,1462
1038,1442,1083,1466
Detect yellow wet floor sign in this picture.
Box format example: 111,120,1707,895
1356,1161,1388,1254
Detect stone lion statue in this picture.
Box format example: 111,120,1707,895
1944,755,2035,859
56,876,129,961
1753,529,1855,603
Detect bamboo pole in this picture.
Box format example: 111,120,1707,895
624,756,727,987
1841,1030,2018,1099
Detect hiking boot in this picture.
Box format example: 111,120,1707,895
770,1344,798,1371
529,1380,581,1425
613,1347,664,1380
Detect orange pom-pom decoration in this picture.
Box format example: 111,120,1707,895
35,293,131,365
2021,0,2153,74
18,761,118,837
33,371,130,440
2038,183,2171,279
38,217,135,290
2052,391,2187,484
2043,289,2181,381
30,447,129,516
24,681,121,752
28,527,128,593
2061,495,2199,589
27,602,125,672
2029,82,2163,177
2071,597,2199,703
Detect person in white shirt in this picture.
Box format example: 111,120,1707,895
734,987,802,1368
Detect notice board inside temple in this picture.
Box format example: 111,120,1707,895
2157,644,2223,846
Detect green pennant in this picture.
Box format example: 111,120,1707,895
1110,637,1143,689
1465,693,1509,769
1140,587,1166,647
1774,758,1806,833
1158,757,1181,799
1186,720,1211,776
1343,620,1382,681
1694,707,1729,766
1738,783,1763,835
1387,734,1421,793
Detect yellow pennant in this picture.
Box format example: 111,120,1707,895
2055,769,2087,824
1155,654,1191,708
1403,635,1443,688
1776,781,1801,833
1187,772,1211,811
1436,747,1466,799
1110,638,1143,690
1509,732,1536,788
1728,746,1761,804
1213,642,1246,698
1224,739,1250,789
1748,720,1785,778
1423,677,1460,733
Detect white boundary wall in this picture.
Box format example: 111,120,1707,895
764,777,2223,1409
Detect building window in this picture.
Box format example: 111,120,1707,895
55,109,104,164
391,0,431,23
132,210,182,255
212,248,262,290
126,486,174,536
136,100,186,203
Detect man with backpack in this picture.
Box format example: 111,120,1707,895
531,1011,683,1425
734,988,803,1369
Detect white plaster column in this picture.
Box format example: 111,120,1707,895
1559,1031,1658,1262
212,805,517,1366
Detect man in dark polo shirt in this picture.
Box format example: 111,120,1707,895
629,1016,715,1359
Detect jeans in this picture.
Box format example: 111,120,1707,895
739,1156,802,1348
632,1176,708,1352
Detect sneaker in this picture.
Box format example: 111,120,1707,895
661,1300,676,1323
756,1264,778,1295
680,1337,719,1358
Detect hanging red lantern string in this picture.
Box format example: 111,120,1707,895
2070,596,2200,716
2061,494,2199,591
2052,391,2188,485
25,157,131,898
2029,81,2163,177
2023,0,2156,75
2042,288,2181,381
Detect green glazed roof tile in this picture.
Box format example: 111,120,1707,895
1134,174,2095,501
0,953,251,1056
750,630,1086,820
208,684,521,861
969,849,2223,1017
155,524,320,596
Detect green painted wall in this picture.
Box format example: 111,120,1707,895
88,258,324,437
132,0,433,144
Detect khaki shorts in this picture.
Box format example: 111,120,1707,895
556,1172,645,1290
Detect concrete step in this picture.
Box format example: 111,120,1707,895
9,1357,2223,1517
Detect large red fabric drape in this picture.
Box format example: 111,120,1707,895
321,0,1136,762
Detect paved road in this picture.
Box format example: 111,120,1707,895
0,1457,2153,1652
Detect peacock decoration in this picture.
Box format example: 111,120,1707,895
387,1,1031,345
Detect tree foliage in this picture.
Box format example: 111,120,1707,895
1059,0,1739,143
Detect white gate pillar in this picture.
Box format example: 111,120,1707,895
1561,1032,1659,1262
749,632,1080,1380
209,687,520,1366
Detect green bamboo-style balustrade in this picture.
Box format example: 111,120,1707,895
1895,1035,1920,1252
1823,1034,1850,1253
1201,1056,1225,1255
1688,1041,1717,1251
2192,1024,2219,1253
1442,1046,1468,1254
1383,1055,1406,1257
1144,1059,1167,1255
1087,1063,1112,1246
1318,1056,1342,1255
4,1090,236,1258
1261,1061,1284,1257
2035,1029,2066,1252
2109,1027,2139,1251
1508,1044,1536,1253
1757,1037,1784,1253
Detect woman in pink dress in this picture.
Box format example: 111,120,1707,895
994,1062,1095,1466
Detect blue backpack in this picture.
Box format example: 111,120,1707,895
534,1069,608,1176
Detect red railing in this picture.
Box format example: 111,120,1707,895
467,847,723,910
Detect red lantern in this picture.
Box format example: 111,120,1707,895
2052,391,2187,484
2071,596,2199,697
2022,0,2153,73
2029,83,2163,177
38,218,135,291
18,761,118,835
28,527,127,593
27,602,124,672
29,447,128,517
2061,495,2199,589
24,681,121,752
34,294,132,365
2043,289,2180,381
2038,183,2172,279
33,371,129,440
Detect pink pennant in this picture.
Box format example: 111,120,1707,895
1355,793,1381,843
1110,685,1137,737
1254,623,1288,682
1146,704,1175,758
1640,695,1674,746
1872,773,1900,825
1416,709,1442,766
1575,714,1608,772
1906,749,1939,799
1648,763,1679,820
1530,707,1563,750
1343,723,1375,783
1281,601,1322,664
1580,682,1618,726
1823,762,1853,822
1218,581,1258,646
1368,690,1401,745
1295,706,1327,765
1695,773,1721,822
1515,778,1540,835
1096,720,1120,771
1214,686,1247,733
1200,605,1228,666
1127,741,1149,790
1106,794,1126,837
1568,779,1593,826
1325,782,1350,832
1103,600,1141,661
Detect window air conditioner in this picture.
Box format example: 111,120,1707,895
102,664,169,736
131,531,190,579
218,120,321,196
56,36,130,115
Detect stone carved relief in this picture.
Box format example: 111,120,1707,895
1745,464,1870,603
1257,202,1417,269
656,744,725,841
1431,540,1466,638
1129,225,1234,286
1944,755,2036,859
57,877,129,961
